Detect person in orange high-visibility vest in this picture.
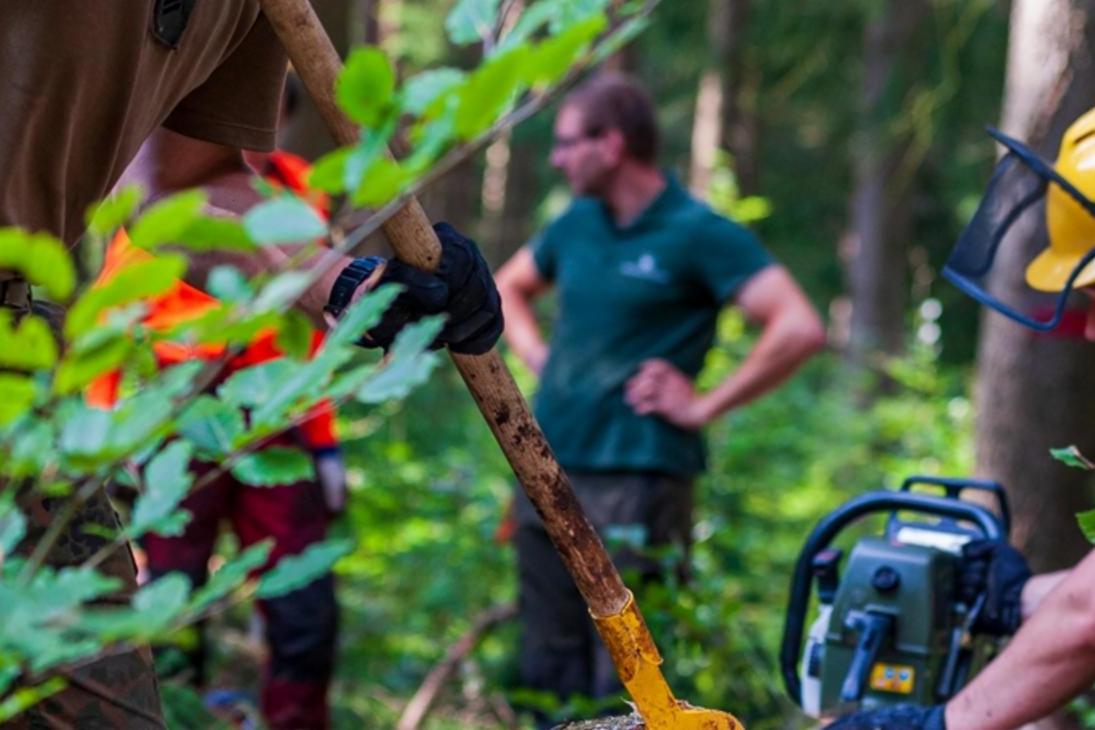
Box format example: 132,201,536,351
91,148,345,730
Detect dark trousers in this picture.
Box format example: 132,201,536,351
142,461,337,730
513,470,693,726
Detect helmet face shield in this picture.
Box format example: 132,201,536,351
943,127,1095,331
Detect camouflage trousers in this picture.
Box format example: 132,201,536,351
2,297,165,729
3,488,166,730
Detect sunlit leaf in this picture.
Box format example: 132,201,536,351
0,375,36,427
128,190,207,250
65,254,187,337
1051,445,1095,471
454,47,529,139
336,47,396,127
218,360,295,409
85,185,143,236
176,216,256,252
276,310,313,360
0,311,58,371
0,228,76,301
521,14,606,87
1078,509,1095,543
255,539,353,599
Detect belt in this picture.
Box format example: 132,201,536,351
0,277,30,311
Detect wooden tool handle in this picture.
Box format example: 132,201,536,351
259,0,629,617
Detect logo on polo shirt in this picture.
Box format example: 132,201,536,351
620,253,669,283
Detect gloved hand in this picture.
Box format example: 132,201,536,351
366,223,503,354
959,538,1032,636
312,448,348,515
825,703,946,729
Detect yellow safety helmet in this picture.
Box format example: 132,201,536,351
944,107,1095,331
1026,107,1095,292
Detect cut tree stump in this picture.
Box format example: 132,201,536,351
554,714,645,729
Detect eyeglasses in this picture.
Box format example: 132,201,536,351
552,129,604,151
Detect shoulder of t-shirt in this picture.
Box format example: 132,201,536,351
535,197,599,251
667,193,765,252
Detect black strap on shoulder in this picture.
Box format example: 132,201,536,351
152,0,199,49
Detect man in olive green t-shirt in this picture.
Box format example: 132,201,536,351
496,73,826,724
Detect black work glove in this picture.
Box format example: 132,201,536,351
367,223,503,354
959,538,1031,636
825,703,946,730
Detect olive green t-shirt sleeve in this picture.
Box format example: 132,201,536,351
162,12,287,151
695,215,775,303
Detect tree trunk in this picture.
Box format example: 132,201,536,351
688,0,752,198
975,0,1095,580
841,0,929,361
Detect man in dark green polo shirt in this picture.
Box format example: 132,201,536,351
496,73,826,723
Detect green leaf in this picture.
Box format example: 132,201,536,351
57,402,114,461
255,539,353,599
85,185,143,236
0,311,58,371
253,271,312,312
0,494,26,557
455,47,529,139
128,190,208,250
218,360,295,408
189,540,273,613
1078,509,1095,543
1051,445,1095,471
206,265,253,302
521,14,606,87
64,254,186,337
496,1,555,52
130,442,194,539
0,375,36,427
276,310,314,360
402,68,466,116
231,447,315,487
326,283,401,348
344,121,397,194
309,148,351,195
5,421,55,479
134,572,190,619
178,396,245,457
0,228,76,301
0,678,66,724
176,216,256,252
53,335,131,395
242,197,327,246
446,0,502,45
336,47,396,128
352,157,412,208
355,316,444,403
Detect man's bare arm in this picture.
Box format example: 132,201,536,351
625,265,826,429
946,549,1095,729
495,246,552,374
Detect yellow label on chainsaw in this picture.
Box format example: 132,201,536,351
869,663,915,694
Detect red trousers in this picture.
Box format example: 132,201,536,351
143,461,337,730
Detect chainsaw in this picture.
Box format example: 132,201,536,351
780,475,1013,719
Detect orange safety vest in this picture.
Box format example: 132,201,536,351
87,151,338,450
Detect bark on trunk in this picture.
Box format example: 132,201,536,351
842,0,928,361
974,0,1095,587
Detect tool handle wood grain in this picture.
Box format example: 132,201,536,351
258,0,629,617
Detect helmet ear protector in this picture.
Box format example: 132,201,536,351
943,125,1095,331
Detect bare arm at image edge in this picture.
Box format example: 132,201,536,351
496,246,552,374
946,548,1095,729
